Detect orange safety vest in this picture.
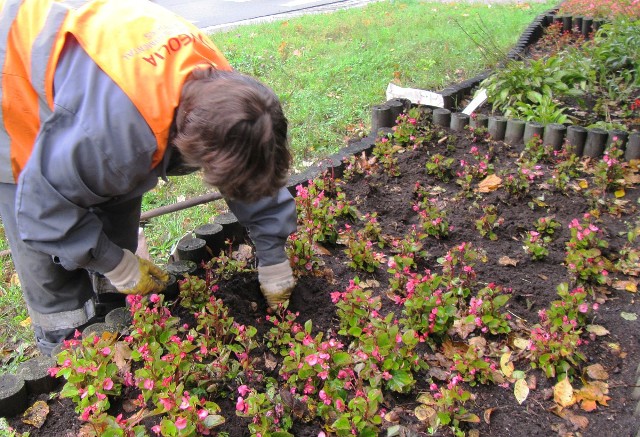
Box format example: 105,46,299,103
0,0,231,183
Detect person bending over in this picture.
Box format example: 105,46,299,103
0,0,296,356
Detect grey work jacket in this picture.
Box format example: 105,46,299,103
10,37,296,273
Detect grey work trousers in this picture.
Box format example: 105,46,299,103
0,182,141,355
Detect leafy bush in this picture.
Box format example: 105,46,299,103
480,17,639,126
481,56,586,119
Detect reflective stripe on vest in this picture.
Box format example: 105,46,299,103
0,0,231,183
0,0,23,183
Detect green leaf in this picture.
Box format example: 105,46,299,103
332,415,351,430
493,294,510,307
348,326,363,337
377,331,391,348
333,351,353,366
526,90,542,103
621,312,638,321
437,412,452,425
387,369,414,392
203,414,225,428
402,329,418,347
160,418,178,435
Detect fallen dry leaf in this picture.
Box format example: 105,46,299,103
78,424,101,437
314,243,331,256
500,351,514,378
614,188,625,198
551,405,589,430
428,367,450,381
513,337,530,350
575,381,610,412
233,244,253,262
414,404,436,423
586,325,610,336
483,407,495,424
624,173,640,184
264,352,278,371
498,255,518,267
476,174,503,193
456,412,481,423
113,341,132,371
453,317,476,339
585,364,609,380
554,378,575,408
384,409,401,423
416,392,436,406
22,400,49,428
613,279,637,293
514,378,530,404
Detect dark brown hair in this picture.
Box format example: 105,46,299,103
173,67,291,202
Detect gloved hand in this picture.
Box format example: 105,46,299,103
104,249,169,295
258,260,296,310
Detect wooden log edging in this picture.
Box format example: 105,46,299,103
410,8,635,161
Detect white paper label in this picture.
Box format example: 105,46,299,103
386,83,444,108
462,88,488,115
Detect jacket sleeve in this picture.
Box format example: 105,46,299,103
225,187,297,267
15,37,159,273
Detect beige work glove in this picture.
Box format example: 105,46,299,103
258,261,296,310
104,249,169,295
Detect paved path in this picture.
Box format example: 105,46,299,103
197,0,552,32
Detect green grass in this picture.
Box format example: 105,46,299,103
0,0,557,364
216,0,556,165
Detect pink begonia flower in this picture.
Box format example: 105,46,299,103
100,346,111,356
236,397,247,412
149,293,160,303
159,398,174,411
143,379,154,390
103,378,114,391
578,303,589,313
198,409,209,420
175,417,187,430
152,425,162,435
238,385,250,396
305,354,319,366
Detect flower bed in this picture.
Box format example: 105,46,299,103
5,101,640,437
4,5,640,437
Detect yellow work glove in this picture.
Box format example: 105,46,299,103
258,261,296,310
104,249,169,295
